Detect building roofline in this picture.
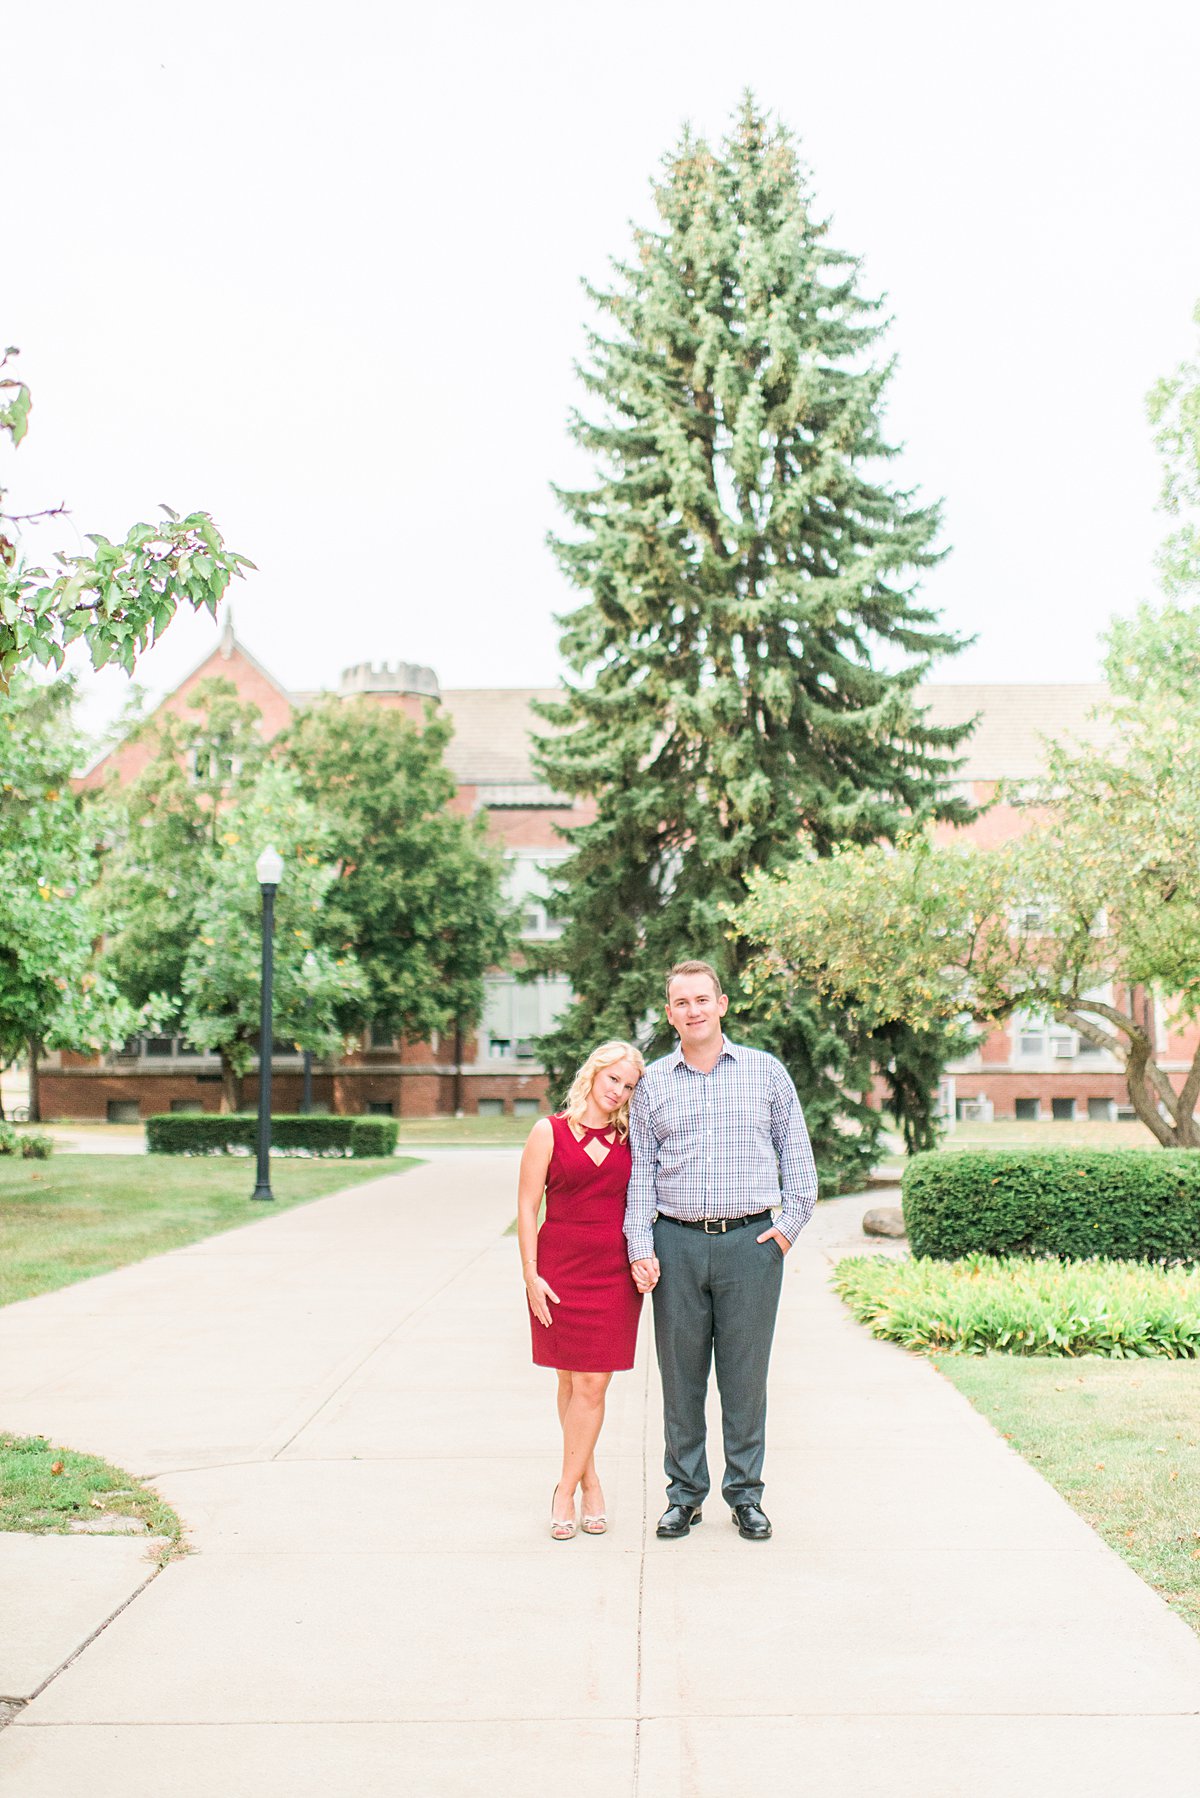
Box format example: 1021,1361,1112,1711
79,612,294,782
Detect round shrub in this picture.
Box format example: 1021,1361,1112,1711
903,1149,1200,1263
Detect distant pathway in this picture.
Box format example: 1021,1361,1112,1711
1,1156,1198,1795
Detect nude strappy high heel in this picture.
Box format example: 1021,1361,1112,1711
580,1511,608,1535
550,1484,577,1540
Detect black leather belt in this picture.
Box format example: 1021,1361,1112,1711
658,1209,773,1235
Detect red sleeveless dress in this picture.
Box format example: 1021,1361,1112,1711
529,1114,643,1372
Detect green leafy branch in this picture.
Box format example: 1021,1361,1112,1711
0,345,253,689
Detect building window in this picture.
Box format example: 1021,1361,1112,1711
367,1100,394,1116
169,1099,204,1114
514,1098,541,1118
1014,1098,1040,1121
1087,1097,1115,1121
107,1100,140,1124
478,1098,506,1117
1051,1097,1076,1121
144,1035,177,1058
1015,1015,1076,1060
1011,900,1049,935
480,975,571,1062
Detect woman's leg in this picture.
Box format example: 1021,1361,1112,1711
552,1371,575,1522
558,1371,613,1511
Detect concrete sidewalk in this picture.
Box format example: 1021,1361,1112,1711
1,1154,1198,1795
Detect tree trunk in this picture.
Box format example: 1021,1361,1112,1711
453,1020,464,1118
219,1053,243,1114
27,1037,41,1124
1121,1037,1177,1146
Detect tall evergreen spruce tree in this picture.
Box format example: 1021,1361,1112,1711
532,97,972,1187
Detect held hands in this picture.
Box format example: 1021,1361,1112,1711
756,1226,792,1255
631,1256,660,1294
525,1270,560,1328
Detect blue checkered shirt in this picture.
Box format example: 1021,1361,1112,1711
624,1037,819,1263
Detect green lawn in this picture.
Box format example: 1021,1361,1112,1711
938,1355,1200,1635
0,1431,183,1554
396,1115,537,1147
939,1118,1158,1152
0,1154,412,1307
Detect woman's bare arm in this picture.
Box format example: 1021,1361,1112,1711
517,1118,558,1327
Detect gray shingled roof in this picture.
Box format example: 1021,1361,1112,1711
919,683,1112,782
436,683,1114,788
440,689,560,785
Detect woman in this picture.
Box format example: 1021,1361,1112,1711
517,1040,646,1540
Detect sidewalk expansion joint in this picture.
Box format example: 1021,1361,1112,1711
8,1562,166,1727
631,1339,651,1797
265,1233,511,1461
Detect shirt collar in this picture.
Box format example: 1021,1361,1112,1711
669,1035,740,1072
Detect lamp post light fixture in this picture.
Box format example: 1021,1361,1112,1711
252,845,284,1200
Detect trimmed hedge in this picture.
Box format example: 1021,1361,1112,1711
146,1113,399,1158
903,1149,1200,1263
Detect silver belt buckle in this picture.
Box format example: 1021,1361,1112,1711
702,1218,726,1234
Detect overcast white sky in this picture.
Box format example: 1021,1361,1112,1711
9,0,1200,737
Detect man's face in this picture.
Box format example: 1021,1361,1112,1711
665,975,728,1050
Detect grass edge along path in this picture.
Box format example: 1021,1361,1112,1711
0,1431,184,1559
0,1154,417,1308
935,1355,1200,1638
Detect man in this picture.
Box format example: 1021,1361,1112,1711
626,960,818,1541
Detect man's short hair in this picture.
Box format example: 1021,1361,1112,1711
665,960,724,1003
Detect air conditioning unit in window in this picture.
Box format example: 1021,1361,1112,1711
958,1098,994,1122
1052,1038,1075,1059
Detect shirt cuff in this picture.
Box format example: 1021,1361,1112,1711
627,1231,656,1264
775,1207,806,1244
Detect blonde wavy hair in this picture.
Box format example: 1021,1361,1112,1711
562,1040,646,1142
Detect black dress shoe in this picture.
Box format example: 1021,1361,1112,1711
731,1502,772,1541
656,1503,703,1539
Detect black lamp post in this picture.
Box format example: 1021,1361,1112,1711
252,844,284,1200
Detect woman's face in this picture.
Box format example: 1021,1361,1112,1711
592,1056,641,1115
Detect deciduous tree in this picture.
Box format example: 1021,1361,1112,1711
733,604,1200,1146
281,699,512,1052
99,679,268,1012
178,763,367,1111
0,677,138,1116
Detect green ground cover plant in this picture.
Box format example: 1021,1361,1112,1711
833,1253,1200,1357
0,1431,182,1553
903,1149,1200,1261
937,1356,1200,1637
0,1153,411,1306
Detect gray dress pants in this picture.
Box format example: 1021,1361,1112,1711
651,1215,785,1509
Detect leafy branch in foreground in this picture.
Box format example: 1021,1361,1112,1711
0,345,253,688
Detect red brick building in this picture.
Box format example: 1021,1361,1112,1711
40,629,1183,1124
